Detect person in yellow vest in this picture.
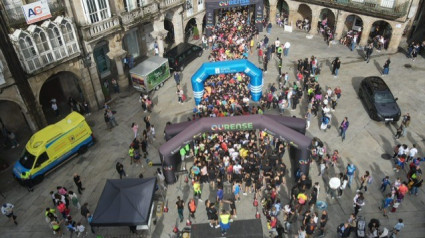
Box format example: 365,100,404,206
193,179,202,201
21,171,34,192
128,146,135,165
219,209,231,236
45,207,57,223
50,219,64,236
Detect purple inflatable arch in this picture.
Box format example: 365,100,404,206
160,115,312,184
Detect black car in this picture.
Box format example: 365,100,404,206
358,76,401,122
163,43,203,71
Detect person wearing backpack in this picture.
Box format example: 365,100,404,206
346,163,356,188
353,192,365,216
339,117,349,142
68,191,81,210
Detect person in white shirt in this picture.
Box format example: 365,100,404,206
397,145,405,157
283,42,290,56
338,173,348,198
1,203,17,225
275,38,280,48
322,105,330,115
233,163,242,175
408,144,418,161
76,222,86,237
202,35,208,50
287,88,293,109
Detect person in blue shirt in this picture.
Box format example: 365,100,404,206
393,218,404,235
346,163,356,188
378,194,393,218
217,186,224,203
380,176,391,192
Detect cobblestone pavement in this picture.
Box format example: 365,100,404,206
1,28,425,238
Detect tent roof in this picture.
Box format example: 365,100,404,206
91,177,157,227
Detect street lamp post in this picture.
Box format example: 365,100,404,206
82,55,101,110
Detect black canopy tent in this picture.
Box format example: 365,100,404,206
159,115,312,184
91,178,157,227
205,0,264,36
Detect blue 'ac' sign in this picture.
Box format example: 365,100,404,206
219,0,250,7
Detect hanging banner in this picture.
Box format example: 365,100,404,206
205,8,215,36
22,0,52,25
254,2,264,32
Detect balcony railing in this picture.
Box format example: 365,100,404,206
120,3,159,26
294,0,410,20
81,16,120,41
160,0,184,9
1,0,66,29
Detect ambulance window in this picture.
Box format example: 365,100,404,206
19,150,36,169
35,153,49,168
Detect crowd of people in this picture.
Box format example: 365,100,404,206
195,9,258,118
207,9,256,62
44,183,93,237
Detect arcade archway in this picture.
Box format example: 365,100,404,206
277,0,289,19
319,8,335,31
39,71,83,124
296,4,312,32
164,18,175,45
0,100,32,147
344,14,363,33
184,18,197,42
369,21,392,50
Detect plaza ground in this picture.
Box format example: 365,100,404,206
0,28,425,237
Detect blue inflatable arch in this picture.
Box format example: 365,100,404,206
191,59,263,105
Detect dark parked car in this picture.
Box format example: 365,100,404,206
164,43,203,71
358,76,401,122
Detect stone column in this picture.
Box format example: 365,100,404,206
107,48,128,90
387,25,404,53
309,11,320,35
80,54,105,110
152,30,167,56
153,15,167,55
173,7,185,44
196,18,203,36
288,10,298,27
334,15,345,40
269,5,277,25
359,23,372,47
35,102,48,128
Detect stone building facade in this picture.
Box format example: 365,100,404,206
0,0,206,131
268,0,421,52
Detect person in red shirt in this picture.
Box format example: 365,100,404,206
334,86,342,100
269,216,277,236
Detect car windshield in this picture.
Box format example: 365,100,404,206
374,91,395,104
19,149,36,169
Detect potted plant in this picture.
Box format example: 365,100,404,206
193,26,199,40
